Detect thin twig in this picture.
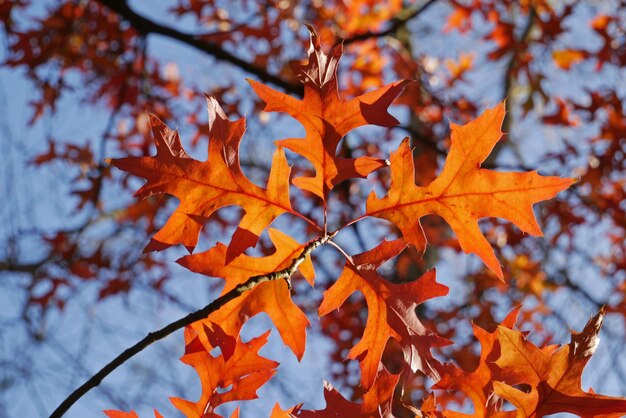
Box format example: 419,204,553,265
49,232,336,418
327,240,354,265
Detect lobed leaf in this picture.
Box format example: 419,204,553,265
109,97,300,261
494,307,626,417
249,26,406,201
170,325,278,418
367,102,576,279
319,239,449,389
178,228,315,360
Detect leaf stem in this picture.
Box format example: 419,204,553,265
335,213,369,232
327,240,354,265
48,232,336,418
292,209,324,233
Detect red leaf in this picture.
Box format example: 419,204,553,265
366,102,575,279
170,327,278,418
249,26,406,201
178,228,315,360
109,97,300,260
433,308,521,417
319,239,449,389
494,307,626,417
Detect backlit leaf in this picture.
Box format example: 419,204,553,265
366,102,575,278
319,238,449,389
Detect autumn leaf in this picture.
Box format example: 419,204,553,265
295,381,363,417
433,308,521,417
446,52,474,83
170,325,278,418
366,102,576,278
292,372,397,418
552,49,587,70
109,96,309,262
270,403,302,418
493,307,626,417
445,3,473,33
319,238,449,389
361,367,400,415
249,25,406,201
103,409,164,418
178,228,315,360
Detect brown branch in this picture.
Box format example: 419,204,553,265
0,259,45,274
96,0,302,96
48,232,335,418
341,0,439,46
485,7,537,167
502,7,537,106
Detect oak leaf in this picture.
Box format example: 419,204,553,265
295,381,362,418
178,228,315,360
170,325,278,418
433,308,521,417
552,49,587,70
270,403,302,418
319,238,449,389
361,366,400,415
292,372,398,418
366,102,575,278
249,26,406,200
103,410,164,418
109,97,301,262
494,307,626,417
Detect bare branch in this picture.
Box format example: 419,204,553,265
0,259,44,274
96,0,302,96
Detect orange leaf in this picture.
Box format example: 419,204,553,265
446,52,474,82
445,4,473,33
104,411,139,418
170,325,278,418
249,26,406,200
319,239,449,389
103,410,163,418
434,308,521,417
494,307,626,417
295,381,362,417
293,375,398,418
270,403,301,417
109,97,301,261
552,49,587,70
361,367,399,415
178,228,315,360
366,102,575,279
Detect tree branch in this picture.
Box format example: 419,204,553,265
341,0,439,46
49,232,335,418
0,259,45,274
484,7,537,167
96,0,302,96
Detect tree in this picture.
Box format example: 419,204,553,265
1,1,625,417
